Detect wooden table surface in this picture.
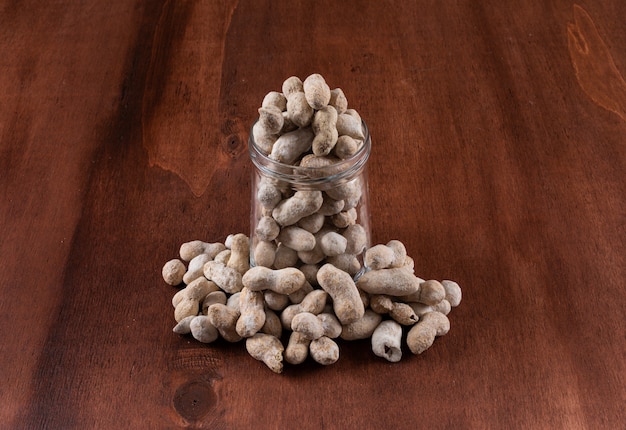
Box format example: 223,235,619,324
1,1,624,429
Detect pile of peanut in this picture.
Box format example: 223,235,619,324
163,236,461,372
161,74,462,373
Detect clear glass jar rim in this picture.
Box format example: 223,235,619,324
249,120,371,186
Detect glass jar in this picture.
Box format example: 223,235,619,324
248,121,372,280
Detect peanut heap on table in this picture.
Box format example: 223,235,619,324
161,74,462,373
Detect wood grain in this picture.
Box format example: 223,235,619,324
1,1,624,429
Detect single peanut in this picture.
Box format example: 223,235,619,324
406,311,450,355
226,233,250,275
357,267,421,296
371,320,403,362
364,240,407,270
263,290,290,311
242,266,306,295
183,253,212,284
173,315,195,335
280,289,328,329
162,259,186,286
203,261,243,294
270,127,314,164
257,105,284,135
284,331,311,365
207,303,242,342
416,280,446,306
291,312,325,340
303,73,331,110
442,280,463,307
276,226,316,252
235,287,266,338
179,240,227,262
317,263,365,325
253,240,277,267
337,110,364,140
273,243,299,269
317,312,342,338
309,336,339,365
326,253,362,277
201,290,227,314
340,309,383,341
260,308,283,339
329,88,347,114
245,333,284,374
261,91,287,111
272,190,323,226
190,315,219,343
255,216,280,241
311,106,338,156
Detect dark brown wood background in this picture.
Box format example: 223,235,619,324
1,1,624,428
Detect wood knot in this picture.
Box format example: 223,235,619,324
221,134,244,158
173,379,216,422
